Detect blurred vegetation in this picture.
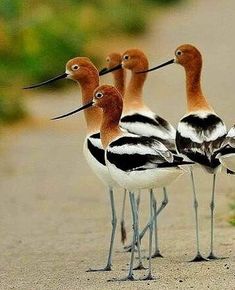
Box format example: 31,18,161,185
0,0,182,124
229,202,235,226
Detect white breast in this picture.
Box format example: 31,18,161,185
83,135,118,188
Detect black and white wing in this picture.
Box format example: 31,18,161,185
120,112,176,151
215,125,235,157
106,135,187,172
87,133,105,165
176,112,227,171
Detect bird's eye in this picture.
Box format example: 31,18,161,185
95,92,103,99
106,57,110,62
123,55,129,60
71,64,79,71
176,50,182,56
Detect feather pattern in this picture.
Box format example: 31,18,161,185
87,133,105,166
176,111,227,172
83,132,118,187
106,134,187,172
120,111,176,152
215,125,235,172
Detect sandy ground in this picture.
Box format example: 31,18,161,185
0,0,235,289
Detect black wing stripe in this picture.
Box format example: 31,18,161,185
107,151,161,171
155,115,172,131
216,146,235,156
89,132,101,139
107,151,191,172
109,136,158,148
87,139,106,166
121,114,159,127
176,133,222,168
181,114,222,131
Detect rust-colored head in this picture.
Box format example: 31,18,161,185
65,57,99,83
174,44,202,70
106,52,122,69
93,85,123,112
23,56,99,90
121,48,149,72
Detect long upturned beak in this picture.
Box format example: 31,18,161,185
136,58,175,74
99,64,122,76
51,101,94,120
23,72,68,89
99,67,108,75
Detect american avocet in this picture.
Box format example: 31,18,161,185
100,53,145,269
24,57,119,272
139,44,227,261
100,48,176,258
51,84,192,281
100,52,126,96
216,125,235,172
100,52,129,245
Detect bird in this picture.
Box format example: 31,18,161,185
100,48,177,258
100,52,129,246
100,52,126,96
23,57,119,272
51,84,192,281
138,44,227,261
100,52,147,269
24,56,146,271
216,125,235,172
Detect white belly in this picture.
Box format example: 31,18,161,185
219,154,235,172
106,159,184,191
83,139,118,188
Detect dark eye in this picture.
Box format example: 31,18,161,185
123,55,129,60
106,57,110,62
72,64,79,71
96,92,103,99
176,50,182,56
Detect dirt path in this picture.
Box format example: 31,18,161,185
0,1,235,289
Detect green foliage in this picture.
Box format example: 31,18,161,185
144,0,183,6
0,92,26,124
0,0,182,124
229,202,235,226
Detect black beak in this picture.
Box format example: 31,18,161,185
99,67,108,76
99,64,122,76
23,73,68,89
51,101,94,120
136,59,175,74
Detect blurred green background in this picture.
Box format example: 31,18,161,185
0,0,182,124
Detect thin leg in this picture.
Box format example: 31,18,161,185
87,187,117,272
141,189,155,280
158,187,169,216
124,187,168,252
133,193,146,270
136,190,141,211
108,192,136,281
151,189,164,258
206,174,225,260
120,189,127,244
189,169,208,262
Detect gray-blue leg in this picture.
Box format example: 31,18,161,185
87,187,117,272
141,189,155,280
206,174,225,260
136,190,141,211
133,192,145,270
124,188,168,252
120,189,127,244
151,188,166,258
109,192,136,281
190,169,208,262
